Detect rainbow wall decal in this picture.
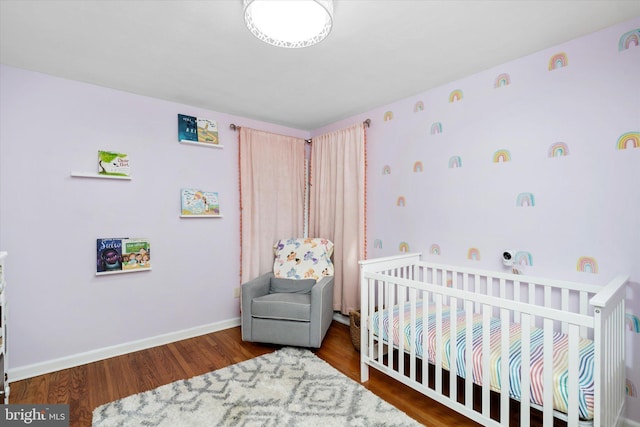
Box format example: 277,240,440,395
577,256,598,274
397,196,406,207
516,192,535,207
431,122,443,135
413,161,424,172
627,379,637,398
616,131,640,149
548,52,568,70
515,251,533,266
494,73,511,88
449,89,463,102
399,242,410,253
414,101,424,112
619,29,640,51
467,247,480,261
548,142,570,157
493,149,511,163
430,244,441,255
373,239,383,249
382,165,391,175
626,312,640,333
384,111,394,121
448,156,462,168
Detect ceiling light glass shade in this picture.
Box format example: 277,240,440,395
243,0,333,48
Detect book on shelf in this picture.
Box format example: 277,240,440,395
97,238,151,273
98,151,130,177
181,188,220,216
178,114,219,145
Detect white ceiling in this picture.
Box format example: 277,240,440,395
1,0,639,131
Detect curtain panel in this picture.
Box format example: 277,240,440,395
239,128,306,283
309,123,366,314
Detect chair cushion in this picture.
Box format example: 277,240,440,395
269,277,315,294
251,293,311,322
273,238,334,281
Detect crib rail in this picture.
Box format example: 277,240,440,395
359,253,628,427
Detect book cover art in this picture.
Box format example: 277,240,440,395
178,114,198,142
121,239,151,270
196,118,219,145
181,188,220,216
98,151,130,176
97,238,124,273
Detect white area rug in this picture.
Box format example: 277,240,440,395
92,347,422,426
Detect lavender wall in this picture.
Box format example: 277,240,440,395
314,17,640,421
0,64,309,371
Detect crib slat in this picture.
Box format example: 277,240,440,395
568,324,579,426
435,293,443,394
464,299,474,410
422,288,429,389
398,284,405,376
482,305,491,419
450,297,458,402
500,308,510,425
386,281,395,370
514,280,521,323
579,291,588,337
543,318,554,425
520,314,531,427
409,287,417,381
528,283,536,328
561,288,569,333
376,279,383,362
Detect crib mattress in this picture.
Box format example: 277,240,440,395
371,301,594,420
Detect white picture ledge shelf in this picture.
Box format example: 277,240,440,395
180,215,224,218
71,172,131,180
179,140,224,149
96,268,152,276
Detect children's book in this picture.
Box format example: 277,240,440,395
196,118,219,145
178,114,198,142
181,188,220,216
98,151,130,176
121,239,151,271
96,238,124,273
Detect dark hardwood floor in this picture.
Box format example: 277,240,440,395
10,321,556,427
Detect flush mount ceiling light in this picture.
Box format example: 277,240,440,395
243,0,334,48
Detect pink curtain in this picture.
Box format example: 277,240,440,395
309,123,366,314
239,128,306,283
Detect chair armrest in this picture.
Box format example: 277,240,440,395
309,275,335,347
241,272,273,341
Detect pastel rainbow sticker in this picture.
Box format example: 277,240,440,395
413,161,424,172
430,244,441,255
619,29,640,51
493,149,511,163
626,379,637,398
373,239,383,249
576,256,598,274
516,192,535,207
548,52,568,70
449,89,463,102
399,242,410,253
448,156,462,168
616,131,640,149
382,165,391,175
625,312,640,333
515,251,533,266
397,196,406,207
494,73,511,88
384,111,394,121
548,142,570,157
431,122,443,135
414,101,424,112
467,247,480,261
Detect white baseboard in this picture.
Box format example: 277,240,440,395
333,312,349,325
9,317,241,382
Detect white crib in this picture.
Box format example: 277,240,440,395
359,253,627,427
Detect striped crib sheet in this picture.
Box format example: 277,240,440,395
371,301,594,420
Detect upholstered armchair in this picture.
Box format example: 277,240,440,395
241,238,335,348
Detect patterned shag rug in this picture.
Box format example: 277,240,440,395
92,347,422,427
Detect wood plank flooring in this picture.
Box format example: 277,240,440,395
9,321,557,427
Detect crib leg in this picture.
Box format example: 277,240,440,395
361,361,370,382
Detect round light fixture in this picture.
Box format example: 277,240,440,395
243,0,334,48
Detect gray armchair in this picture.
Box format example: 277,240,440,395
241,273,334,347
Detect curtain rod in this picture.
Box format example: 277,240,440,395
229,118,371,143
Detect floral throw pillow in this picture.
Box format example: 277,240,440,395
273,238,334,281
